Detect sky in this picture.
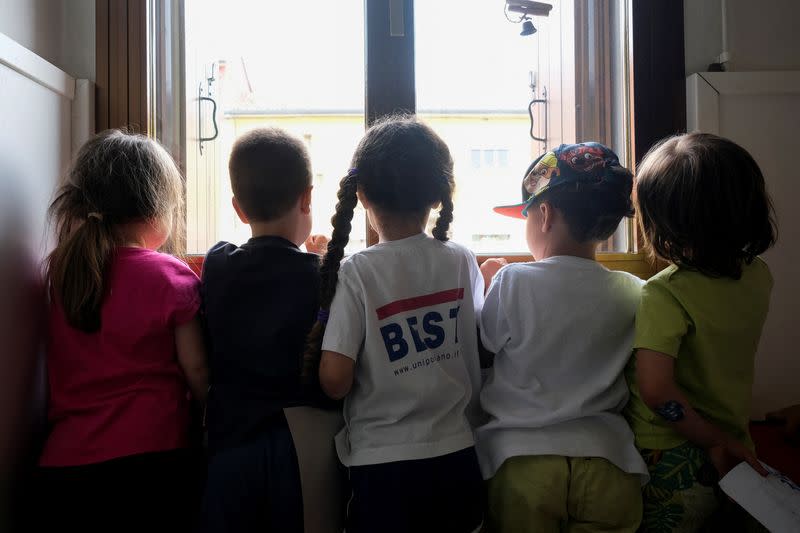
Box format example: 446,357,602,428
191,0,543,112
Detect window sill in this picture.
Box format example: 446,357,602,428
597,252,658,279
477,252,656,279
187,252,657,280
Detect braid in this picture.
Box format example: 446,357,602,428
302,172,359,381
432,189,454,242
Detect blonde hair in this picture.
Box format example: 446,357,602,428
46,129,184,332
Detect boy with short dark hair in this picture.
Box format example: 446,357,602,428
477,143,649,533
200,128,341,533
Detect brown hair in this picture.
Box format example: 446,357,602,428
636,132,777,278
228,128,312,222
46,129,184,332
533,166,634,242
302,114,455,379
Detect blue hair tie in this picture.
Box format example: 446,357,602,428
347,168,358,181
317,308,330,324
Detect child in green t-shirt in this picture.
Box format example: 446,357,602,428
627,132,777,532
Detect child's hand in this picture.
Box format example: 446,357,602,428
305,234,330,255
480,258,508,292
708,437,768,478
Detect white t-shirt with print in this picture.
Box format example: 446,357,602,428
475,256,649,483
321,233,484,467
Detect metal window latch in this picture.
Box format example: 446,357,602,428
199,64,219,155
528,71,548,150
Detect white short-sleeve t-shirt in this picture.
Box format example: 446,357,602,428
476,256,649,483
321,233,484,467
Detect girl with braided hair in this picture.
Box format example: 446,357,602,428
304,115,485,533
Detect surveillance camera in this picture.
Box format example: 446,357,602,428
506,0,553,18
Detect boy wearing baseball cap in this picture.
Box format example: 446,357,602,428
476,143,649,533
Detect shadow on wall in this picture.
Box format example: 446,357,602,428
31,0,66,69
0,0,95,80
0,161,49,531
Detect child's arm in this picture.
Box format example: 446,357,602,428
636,349,767,476
175,315,209,404
319,350,355,400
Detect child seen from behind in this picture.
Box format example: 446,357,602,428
200,128,343,533
37,130,208,533
478,143,649,533
627,132,777,532
305,115,485,533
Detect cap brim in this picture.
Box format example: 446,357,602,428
493,202,528,219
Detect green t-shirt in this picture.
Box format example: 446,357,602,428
624,258,772,451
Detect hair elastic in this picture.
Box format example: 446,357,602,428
86,212,104,222
347,168,358,181
317,308,330,324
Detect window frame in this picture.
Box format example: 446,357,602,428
99,0,685,279
96,0,148,133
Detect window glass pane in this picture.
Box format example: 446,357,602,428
181,1,366,254
498,149,509,168
484,149,495,167
470,149,482,169
415,0,631,254
415,1,549,254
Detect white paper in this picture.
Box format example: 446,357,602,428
719,462,800,533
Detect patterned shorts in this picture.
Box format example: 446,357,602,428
640,442,719,532
640,443,766,533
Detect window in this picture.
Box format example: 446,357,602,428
416,0,633,254
148,0,639,259
151,0,367,254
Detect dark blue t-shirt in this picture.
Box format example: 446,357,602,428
201,236,328,454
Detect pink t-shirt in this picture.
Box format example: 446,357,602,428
40,247,201,466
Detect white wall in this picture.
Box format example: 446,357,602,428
62,0,96,81
684,0,800,75
0,0,95,80
0,0,93,250
0,3,91,492
0,42,73,435
0,0,94,247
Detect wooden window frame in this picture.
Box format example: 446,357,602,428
99,0,685,279
96,0,148,133
628,0,686,276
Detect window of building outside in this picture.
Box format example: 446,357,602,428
149,0,633,257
